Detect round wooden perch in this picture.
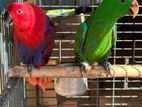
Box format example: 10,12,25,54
8,64,142,78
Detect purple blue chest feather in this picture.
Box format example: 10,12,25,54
9,17,54,66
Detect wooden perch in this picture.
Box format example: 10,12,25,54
8,64,142,78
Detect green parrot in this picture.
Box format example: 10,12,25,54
75,0,139,72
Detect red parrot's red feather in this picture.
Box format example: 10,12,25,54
7,2,55,91
7,2,45,48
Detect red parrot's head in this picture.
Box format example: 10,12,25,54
5,2,46,48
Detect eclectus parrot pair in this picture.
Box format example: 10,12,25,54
4,2,55,91
3,0,139,92
75,0,139,72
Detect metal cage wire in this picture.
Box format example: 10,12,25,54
0,0,24,107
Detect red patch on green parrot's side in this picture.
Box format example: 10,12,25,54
7,2,46,48
112,30,114,39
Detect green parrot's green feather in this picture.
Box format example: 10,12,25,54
75,0,133,64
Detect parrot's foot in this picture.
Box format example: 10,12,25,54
80,62,90,89
102,62,113,76
80,62,91,74
27,64,33,77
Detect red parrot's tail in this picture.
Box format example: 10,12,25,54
27,78,52,91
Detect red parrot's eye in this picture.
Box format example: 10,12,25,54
17,9,23,14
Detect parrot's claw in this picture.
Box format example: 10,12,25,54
80,62,90,89
27,64,33,77
102,62,113,76
80,62,91,76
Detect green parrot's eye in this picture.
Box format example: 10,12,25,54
119,0,126,4
17,9,23,14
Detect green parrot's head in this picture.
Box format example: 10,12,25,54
100,0,139,19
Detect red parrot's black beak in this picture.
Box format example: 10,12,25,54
4,11,13,27
130,0,139,18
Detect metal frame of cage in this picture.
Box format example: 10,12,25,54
0,0,24,107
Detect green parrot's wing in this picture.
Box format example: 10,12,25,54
99,24,117,64
75,21,88,62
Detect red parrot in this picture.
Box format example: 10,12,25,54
4,2,55,91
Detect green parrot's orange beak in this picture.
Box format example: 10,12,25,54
131,0,139,18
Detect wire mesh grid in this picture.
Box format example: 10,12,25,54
0,0,24,106
24,0,142,107
1,0,142,107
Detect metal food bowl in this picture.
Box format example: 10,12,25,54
54,63,87,97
